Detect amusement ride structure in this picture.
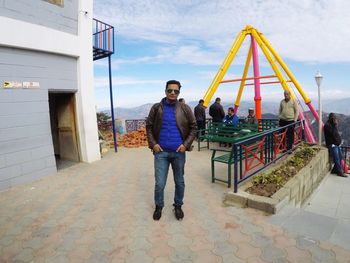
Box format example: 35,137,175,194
202,25,320,143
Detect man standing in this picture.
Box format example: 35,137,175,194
209,97,225,123
146,80,197,221
194,99,206,138
279,90,298,151
324,113,347,177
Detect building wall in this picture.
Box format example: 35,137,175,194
0,0,78,35
0,46,77,91
0,46,78,190
0,0,100,191
0,89,56,190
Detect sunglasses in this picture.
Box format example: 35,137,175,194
166,89,180,95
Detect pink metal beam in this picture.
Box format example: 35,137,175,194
305,102,323,144
251,36,262,119
307,102,320,122
298,109,316,144
233,105,239,115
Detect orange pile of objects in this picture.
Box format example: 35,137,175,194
119,127,148,148
102,128,148,148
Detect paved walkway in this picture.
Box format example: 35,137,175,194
305,172,350,220
1,147,350,262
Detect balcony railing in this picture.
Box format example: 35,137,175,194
93,18,114,60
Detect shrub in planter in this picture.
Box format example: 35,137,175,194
247,144,319,197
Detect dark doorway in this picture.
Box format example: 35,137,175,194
49,92,80,169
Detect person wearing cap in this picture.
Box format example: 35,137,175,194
146,80,197,221
245,108,257,124
279,90,299,151
324,113,347,177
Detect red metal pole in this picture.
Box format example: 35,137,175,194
108,27,110,51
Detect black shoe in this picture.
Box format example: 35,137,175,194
331,168,337,174
174,205,184,220
153,206,162,220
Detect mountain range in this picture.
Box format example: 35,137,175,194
101,98,350,120
100,97,350,145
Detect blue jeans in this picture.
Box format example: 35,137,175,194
330,145,343,173
154,151,186,208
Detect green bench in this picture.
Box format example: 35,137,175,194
197,122,259,151
211,148,242,188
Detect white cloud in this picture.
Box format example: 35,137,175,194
93,1,350,108
94,0,350,63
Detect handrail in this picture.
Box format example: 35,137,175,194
232,120,305,192
125,119,146,133
93,28,112,36
93,18,114,54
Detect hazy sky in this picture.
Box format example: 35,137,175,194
93,0,350,109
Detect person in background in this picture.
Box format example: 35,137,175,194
194,99,206,139
179,98,185,104
279,90,298,152
146,80,197,221
245,108,257,124
324,113,347,177
223,107,239,126
209,97,225,123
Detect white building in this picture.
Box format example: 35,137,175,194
0,0,101,190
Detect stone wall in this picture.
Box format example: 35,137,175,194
224,147,330,214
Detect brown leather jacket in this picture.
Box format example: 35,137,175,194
146,99,197,151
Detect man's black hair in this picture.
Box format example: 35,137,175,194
215,97,221,102
228,107,234,111
199,99,204,103
166,80,181,90
329,112,337,120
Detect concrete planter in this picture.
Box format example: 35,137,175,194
223,147,329,214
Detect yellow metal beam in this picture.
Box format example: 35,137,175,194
234,43,252,107
203,28,249,107
250,29,294,98
258,33,311,104
203,25,312,108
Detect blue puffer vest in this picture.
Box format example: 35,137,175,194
158,99,183,151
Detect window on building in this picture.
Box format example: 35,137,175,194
44,0,64,7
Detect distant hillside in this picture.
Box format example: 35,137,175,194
102,100,279,119
100,99,350,145
337,114,350,145
103,103,154,120
99,97,350,119
307,111,350,145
